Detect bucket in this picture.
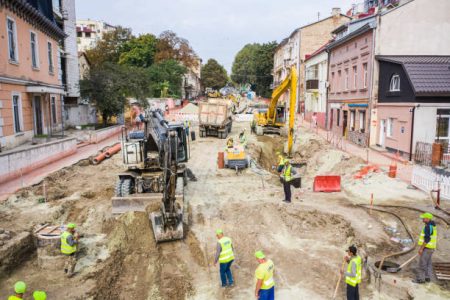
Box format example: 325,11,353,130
218,152,224,169
191,131,196,141
388,163,397,178
291,176,301,188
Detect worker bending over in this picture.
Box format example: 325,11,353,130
280,160,296,203
214,229,235,287
413,212,437,284
8,281,26,300
61,222,79,278
341,245,362,300
227,137,234,149
254,251,275,300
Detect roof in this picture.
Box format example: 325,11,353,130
327,22,376,51
377,56,450,96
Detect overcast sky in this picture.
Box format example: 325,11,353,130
76,0,357,72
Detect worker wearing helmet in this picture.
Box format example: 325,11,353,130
8,281,26,300
61,223,79,278
280,160,296,203
340,245,362,300
214,229,235,287
276,151,286,173
227,137,234,149
33,291,47,300
239,129,247,148
413,212,437,284
254,251,275,300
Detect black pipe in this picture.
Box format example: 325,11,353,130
409,106,416,161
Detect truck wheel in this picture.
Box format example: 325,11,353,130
115,179,123,196
121,178,134,196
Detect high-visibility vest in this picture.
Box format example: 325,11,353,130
218,237,234,263
255,259,275,290
8,296,22,300
418,224,437,249
61,231,77,255
282,165,292,182
345,256,362,287
278,155,286,167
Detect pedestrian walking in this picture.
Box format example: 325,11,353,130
214,229,235,287
412,212,437,284
8,281,26,300
280,160,296,203
254,251,275,300
340,245,362,300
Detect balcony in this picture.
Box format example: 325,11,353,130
306,79,319,91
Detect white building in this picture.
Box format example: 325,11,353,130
304,46,329,129
76,19,116,51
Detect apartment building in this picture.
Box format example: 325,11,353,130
0,0,66,150
76,19,116,51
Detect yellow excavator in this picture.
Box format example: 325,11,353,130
252,67,297,155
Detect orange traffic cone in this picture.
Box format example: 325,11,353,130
388,161,397,178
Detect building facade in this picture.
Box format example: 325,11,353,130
76,19,116,52
0,0,66,150
327,19,376,147
304,47,328,128
376,56,450,159
182,58,202,100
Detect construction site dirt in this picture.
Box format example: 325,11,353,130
1,120,450,299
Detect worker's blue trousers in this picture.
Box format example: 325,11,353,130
259,286,275,300
219,260,234,286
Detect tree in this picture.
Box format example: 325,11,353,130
155,30,198,68
148,59,187,98
231,42,277,97
80,63,151,126
119,34,158,68
201,59,228,90
86,26,133,67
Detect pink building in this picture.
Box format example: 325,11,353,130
0,0,65,150
327,18,376,147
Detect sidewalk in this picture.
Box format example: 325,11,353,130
299,119,413,183
0,135,119,201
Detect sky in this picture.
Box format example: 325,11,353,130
76,0,357,72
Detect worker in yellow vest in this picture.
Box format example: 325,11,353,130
8,281,26,300
227,137,234,149
33,290,47,300
254,250,275,300
213,229,235,287
340,245,362,300
61,222,79,278
413,212,437,284
276,152,286,173
280,160,296,203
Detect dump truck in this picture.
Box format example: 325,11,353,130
198,99,233,139
112,109,189,242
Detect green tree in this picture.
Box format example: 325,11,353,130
86,26,133,67
201,59,228,90
231,42,277,97
119,34,158,68
80,63,151,125
148,59,187,98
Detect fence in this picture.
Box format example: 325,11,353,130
411,165,450,200
414,141,450,167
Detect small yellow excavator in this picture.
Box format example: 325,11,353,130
253,67,297,155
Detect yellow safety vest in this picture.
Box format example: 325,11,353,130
345,256,362,287
278,155,286,167
255,259,275,290
8,296,22,300
218,237,234,263
61,231,77,255
418,224,437,249
282,165,292,182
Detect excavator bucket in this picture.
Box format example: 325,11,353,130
150,208,184,242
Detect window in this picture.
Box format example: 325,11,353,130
85,32,91,38
337,109,341,126
48,42,54,73
359,111,366,131
7,18,18,62
77,31,82,37
363,63,368,88
331,72,335,92
389,74,400,91
353,66,357,89
338,70,342,91
12,94,22,133
344,69,349,90
350,110,355,130
51,96,57,124
387,118,394,137
30,32,39,68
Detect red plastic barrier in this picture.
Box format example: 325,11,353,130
313,175,341,192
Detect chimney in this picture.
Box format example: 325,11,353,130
332,7,341,16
